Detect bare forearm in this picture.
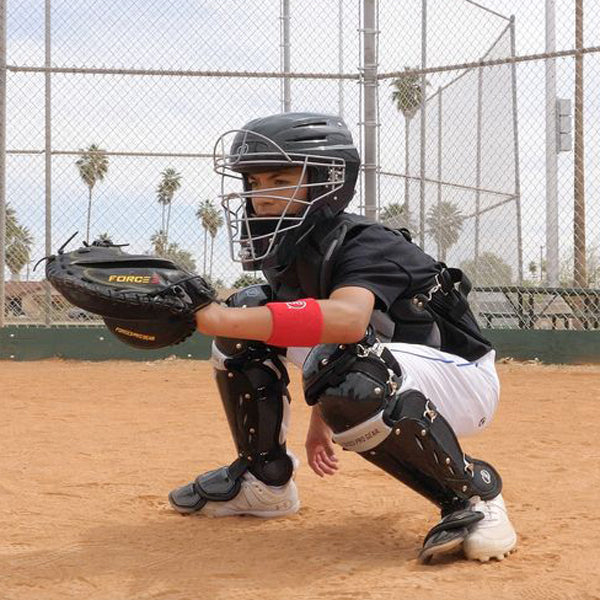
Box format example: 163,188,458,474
196,297,370,344
196,303,272,341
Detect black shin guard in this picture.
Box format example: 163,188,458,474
213,336,294,486
303,334,502,515
358,389,502,513
210,284,294,487
169,285,294,515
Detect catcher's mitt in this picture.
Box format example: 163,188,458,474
44,234,217,349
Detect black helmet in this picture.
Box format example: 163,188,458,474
213,112,360,270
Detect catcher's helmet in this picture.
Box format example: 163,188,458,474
213,112,360,270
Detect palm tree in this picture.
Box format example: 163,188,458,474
150,230,168,257
425,200,464,263
4,204,34,280
6,204,19,240
156,168,182,241
205,203,224,278
390,67,426,213
149,230,196,272
527,261,538,284
195,199,213,276
96,232,113,244
75,144,109,243
379,201,416,234
6,224,34,281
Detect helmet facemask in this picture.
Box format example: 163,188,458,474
214,129,346,270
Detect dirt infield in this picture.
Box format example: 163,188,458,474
1,359,599,600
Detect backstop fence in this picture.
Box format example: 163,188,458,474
1,0,599,332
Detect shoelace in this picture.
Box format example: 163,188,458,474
477,499,503,524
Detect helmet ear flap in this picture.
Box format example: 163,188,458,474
306,165,330,203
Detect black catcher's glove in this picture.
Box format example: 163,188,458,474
43,235,217,349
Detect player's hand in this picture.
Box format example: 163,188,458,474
305,406,339,477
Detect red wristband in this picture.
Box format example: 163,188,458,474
266,298,323,348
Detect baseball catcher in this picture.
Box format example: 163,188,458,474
47,112,518,564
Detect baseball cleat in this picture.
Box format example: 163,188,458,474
169,470,300,518
462,493,517,562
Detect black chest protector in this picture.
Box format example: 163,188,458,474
262,212,492,362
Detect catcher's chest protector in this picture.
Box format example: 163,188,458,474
264,213,491,362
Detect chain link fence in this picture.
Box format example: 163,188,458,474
1,0,599,332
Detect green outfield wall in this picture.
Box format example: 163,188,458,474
0,326,598,364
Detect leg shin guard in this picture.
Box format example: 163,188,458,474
212,336,294,487
303,335,502,514
169,285,295,515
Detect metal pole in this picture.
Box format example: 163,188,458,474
0,0,6,328
356,0,363,213
475,65,483,266
375,2,381,217
544,2,559,286
573,0,586,287
404,119,410,217
437,86,442,260
280,0,291,113
44,0,52,325
338,0,344,118
419,0,427,247
510,16,523,284
362,0,378,221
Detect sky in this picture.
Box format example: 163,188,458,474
3,0,599,286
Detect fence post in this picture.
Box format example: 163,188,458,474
573,0,586,287
44,0,52,325
436,86,442,259
338,0,344,118
280,0,291,113
510,16,523,284
475,65,483,266
0,0,6,328
362,0,378,221
544,3,559,286
419,0,427,247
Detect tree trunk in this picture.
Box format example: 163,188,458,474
203,228,208,276
209,234,215,278
165,202,172,242
86,187,93,243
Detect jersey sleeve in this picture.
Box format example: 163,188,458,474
328,224,439,311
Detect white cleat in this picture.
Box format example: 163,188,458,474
463,493,517,562
200,471,300,518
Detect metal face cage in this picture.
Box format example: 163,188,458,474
213,129,346,268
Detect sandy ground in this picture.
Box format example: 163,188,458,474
1,358,600,600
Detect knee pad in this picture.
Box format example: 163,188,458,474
303,334,502,513
212,284,293,487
